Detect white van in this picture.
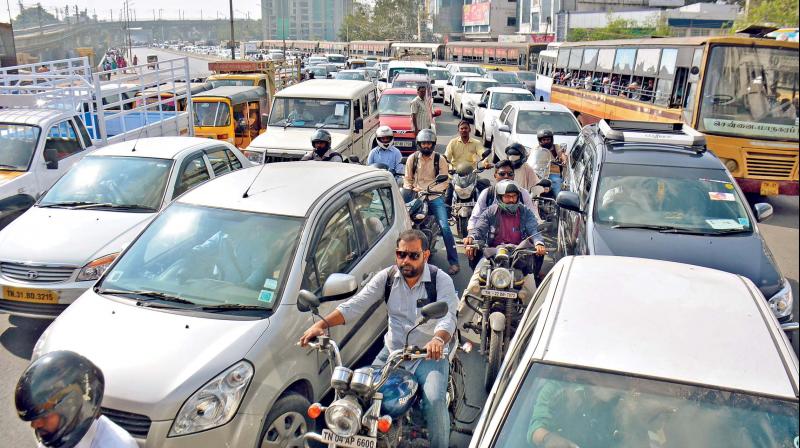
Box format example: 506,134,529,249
243,79,379,164
379,61,429,92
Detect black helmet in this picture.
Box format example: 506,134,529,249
504,142,528,169
15,351,104,448
311,128,332,155
537,129,554,142
495,179,522,213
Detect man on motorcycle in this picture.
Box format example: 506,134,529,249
444,120,486,169
468,160,538,233
367,125,403,175
531,129,567,196
505,143,540,191
300,229,458,448
460,180,546,320
403,129,460,275
302,129,344,162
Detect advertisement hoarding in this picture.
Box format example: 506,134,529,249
463,2,491,27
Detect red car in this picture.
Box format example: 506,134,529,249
377,88,441,155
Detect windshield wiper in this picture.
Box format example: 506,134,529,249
195,303,270,313
282,119,294,130
97,288,196,306
612,224,675,231
74,203,157,211
709,228,752,235
39,201,101,209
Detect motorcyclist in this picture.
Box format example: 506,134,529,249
302,129,344,162
531,129,567,196
505,143,540,191
300,229,458,448
15,350,138,448
468,160,538,235
367,125,403,175
459,180,546,323
403,129,460,275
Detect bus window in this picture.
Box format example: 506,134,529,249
557,49,570,69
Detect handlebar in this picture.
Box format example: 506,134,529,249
304,336,343,370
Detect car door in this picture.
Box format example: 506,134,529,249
35,119,87,197
360,89,380,160
573,143,596,255
558,135,588,256
169,151,212,201
476,91,490,130
493,105,513,153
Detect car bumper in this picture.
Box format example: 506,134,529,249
0,279,90,318
736,178,798,196
129,413,262,448
394,137,416,155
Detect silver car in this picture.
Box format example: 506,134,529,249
33,162,411,447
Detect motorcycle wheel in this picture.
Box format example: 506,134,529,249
484,329,503,392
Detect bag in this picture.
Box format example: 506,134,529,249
384,264,439,307
410,152,441,179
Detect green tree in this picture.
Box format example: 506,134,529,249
339,0,426,41
338,2,374,40
567,15,665,42
735,0,799,29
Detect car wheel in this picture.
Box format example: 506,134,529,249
475,125,481,137
258,393,312,448
482,127,491,148
451,102,457,116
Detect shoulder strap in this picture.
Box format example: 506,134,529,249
485,186,495,207
384,266,397,304
411,152,419,178
425,264,438,303
434,153,440,176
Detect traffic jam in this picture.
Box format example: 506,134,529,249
1,33,799,448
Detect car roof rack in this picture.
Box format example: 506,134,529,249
598,119,707,153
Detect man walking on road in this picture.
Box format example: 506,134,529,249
410,85,431,136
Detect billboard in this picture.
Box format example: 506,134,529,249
463,2,491,27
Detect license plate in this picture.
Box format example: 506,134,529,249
321,429,376,448
482,289,517,299
394,140,413,147
2,286,59,304
760,181,779,196
456,202,475,207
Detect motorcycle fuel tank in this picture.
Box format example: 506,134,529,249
375,368,419,418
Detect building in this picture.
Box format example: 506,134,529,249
261,0,352,41
0,23,16,67
462,0,519,40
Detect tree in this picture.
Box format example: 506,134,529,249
567,15,669,42
338,0,427,41
735,0,799,29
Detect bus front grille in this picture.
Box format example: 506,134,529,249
744,151,797,180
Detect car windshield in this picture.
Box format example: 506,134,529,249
99,203,302,309
193,101,231,127
491,92,533,109
490,72,520,83
698,45,799,142
388,67,427,81
516,71,536,81
309,67,327,77
594,164,754,233
208,79,251,88
465,80,497,93
516,111,580,135
327,55,346,63
0,124,40,171
459,66,485,75
379,93,416,115
491,363,798,448
40,156,171,211
268,97,351,129
428,70,450,81
336,72,365,80
393,79,426,89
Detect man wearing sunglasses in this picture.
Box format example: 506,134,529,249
467,160,538,235
300,229,458,448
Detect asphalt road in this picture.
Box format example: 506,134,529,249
0,52,797,446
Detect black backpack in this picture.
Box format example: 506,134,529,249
383,264,439,308
410,152,441,179
484,185,497,207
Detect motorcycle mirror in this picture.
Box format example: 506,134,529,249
435,174,449,183
297,290,320,313
420,301,448,321
400,156,408,165
481,149,492,159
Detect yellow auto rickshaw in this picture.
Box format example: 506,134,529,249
146,54,158,70
135,82,210,112
192,86,268,148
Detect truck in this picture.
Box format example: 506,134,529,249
0,56,195,229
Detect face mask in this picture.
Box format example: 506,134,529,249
314,146,328,156
498,202,520,214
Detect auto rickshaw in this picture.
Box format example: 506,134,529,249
135,82,210,112
192,86,268,148
146,54,158,70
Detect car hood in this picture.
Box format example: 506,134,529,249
249,127,349,153
515,134,576,151
0,171,26,189
462,93,482,104
35,292,269,420
380,115,413,133
592,226,783,297
0,206,154,266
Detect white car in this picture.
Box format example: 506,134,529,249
452,78,498,122
427,67,450,103
443,72,479,106
470,255,799,448
445,62,486,77
491,101,581,160
473,87,534,147
0,137,250,318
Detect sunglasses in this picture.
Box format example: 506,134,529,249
395,250,423,260
497,171,514,178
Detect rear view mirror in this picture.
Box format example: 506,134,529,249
43,148,59,170
556,191,583,214
481,149,492,159
435,174,449,183
297,290,320,312
320,273,358,302
498,124,510,133
477,102,486,108
400,156,408,165
754,203,773,222
433,109,442,117
354,117,364,132
420,301,448,321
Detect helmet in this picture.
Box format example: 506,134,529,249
15,351,104,448
311,129,332,154
376,125,394,149
537,129,554,142
375,368,418,418
495,179,522,214
416,128,436,145
504,143,528,169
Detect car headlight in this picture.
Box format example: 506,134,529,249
76,253,119,281
720,158,738,174
325,395,362,438
169,360,254,437
242,150,264,164
489,268,513,289
768,279,794,319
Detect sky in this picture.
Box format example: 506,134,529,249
2,0,264,23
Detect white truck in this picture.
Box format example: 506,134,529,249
0,56,194,229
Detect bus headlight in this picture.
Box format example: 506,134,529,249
768,280,794,319
721,158,738,174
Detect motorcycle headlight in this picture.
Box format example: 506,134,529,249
768,279,794,319
76,253,119,281
489,268,513,290
325,395,363,438
169,360,254,437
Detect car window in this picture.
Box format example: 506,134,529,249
361,95,369,117
506,109,518,128
304,203,360,291
45,120,84,160
352,187,393,248
73,117,93,147
206,147,234,176
499,106,511,124
354,99,362,119
578,145,595,206
368,90,378,116
173,153,211,198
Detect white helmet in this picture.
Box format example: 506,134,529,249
376,125,394,149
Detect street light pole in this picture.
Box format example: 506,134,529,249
229,0,236,59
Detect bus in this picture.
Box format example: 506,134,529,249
547,36,799,196
349,41,393,59
391,42,445,62
444,41,548,72
535,47,559,101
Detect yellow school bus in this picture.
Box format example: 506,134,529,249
192,86,268,148
444,41,549,72
548,36,799,196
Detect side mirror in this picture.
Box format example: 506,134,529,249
347,155,360,164
379,77,387,82
43,148,59,170
481,148,492,159
556,191,583,214
446,81,452,86
498,124,510,133
435,173,449,183
456,88,464,93
354,117,364,132
400,156,408,165
433,108,442,117
420,301,448,321
754,202,773,222
297,290,320,313
320,273,358,302
477,102,487,108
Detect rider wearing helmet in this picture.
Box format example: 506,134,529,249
403,129,460,275
531,129,567,196
302,129,344,162
504,143,540,191
367,125,403,174
15,350,137,448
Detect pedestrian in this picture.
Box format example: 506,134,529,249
410,85,432,136
132,54,138,66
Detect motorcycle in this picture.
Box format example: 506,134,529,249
459,236,539,391
298,292,476,448
405,174,449,255
449,159,492,239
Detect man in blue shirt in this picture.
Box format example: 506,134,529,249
367,125,403,175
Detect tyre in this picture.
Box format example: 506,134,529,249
484,329,503,392
456,216,468,239
451,101,457,116
475,126,481,136
482,127,491,148
460,107,465,119
258,393,313,448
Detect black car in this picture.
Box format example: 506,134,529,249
555,120,794,328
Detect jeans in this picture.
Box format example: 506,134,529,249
373,348,451,448
548,173,563,197
428,197,459,266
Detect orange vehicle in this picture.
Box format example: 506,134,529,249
192,86,268,148
548,35,799,196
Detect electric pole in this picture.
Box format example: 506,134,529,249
228,0,235,59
